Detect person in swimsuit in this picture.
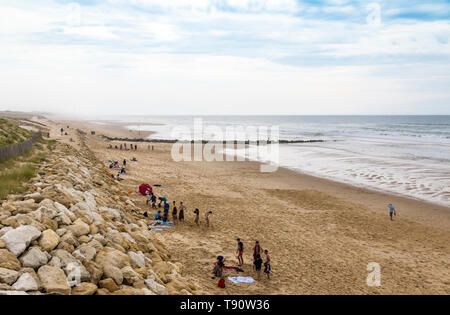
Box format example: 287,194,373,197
236,238,244,266
178,202,185,222
253,254,263,280
264,249,271,279
194,208,200,226
172,201,178,224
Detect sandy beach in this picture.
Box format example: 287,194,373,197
45,118,450,295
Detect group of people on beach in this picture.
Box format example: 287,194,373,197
107,142,155,151
143,193,213,227
213,239,271,283
108,143,138,151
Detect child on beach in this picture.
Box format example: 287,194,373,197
236,238,244,266
205,211,212,228
389,204,396,221
263,250,271,279
253,254,263,280
154,211,161,221
178,202,185,222
194,208,200,226
212,256,225,279
172,201,178,224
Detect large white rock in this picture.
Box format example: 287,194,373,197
128,251,145,269
67,219,90,237
11,273,39,291
0,225,41,256
144,279,168,295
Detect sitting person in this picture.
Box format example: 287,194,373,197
154,210,162,221
120,167,126,174
212,256,225,279
131,157,138,162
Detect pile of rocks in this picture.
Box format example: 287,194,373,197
0,139,202,295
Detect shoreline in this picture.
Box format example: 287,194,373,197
88,119,449,214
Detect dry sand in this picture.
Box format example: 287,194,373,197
43,118,450,295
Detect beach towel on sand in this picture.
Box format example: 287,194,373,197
227,277,255,284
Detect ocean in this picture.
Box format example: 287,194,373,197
99,115,450,207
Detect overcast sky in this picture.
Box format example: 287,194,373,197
0,0,449,116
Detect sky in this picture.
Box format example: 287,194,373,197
0,0,449,116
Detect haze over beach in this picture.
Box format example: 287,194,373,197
0,0,449,299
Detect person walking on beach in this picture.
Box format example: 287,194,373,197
194,208,200,226
172,201,178,224
263,250,271,279
236,238,244,266
389,204,396,221
253,254,263,281
253,241,263,262
179,202,185,222
135,144,137,150
205,211,212,228
123,159,126,167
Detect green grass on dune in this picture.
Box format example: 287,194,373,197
0,138,56,201
0,118,34,147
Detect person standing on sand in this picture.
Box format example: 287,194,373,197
253,241,263,263
253,254,263,280
389,204,396,221
123,159,126,167
205,211,212,227
151,193,157,209
236,239,244,266
164,201,170,217
135,144,137,150
172,201,178,224
263,250,271,279
179,202,185,222
194,208,200,226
